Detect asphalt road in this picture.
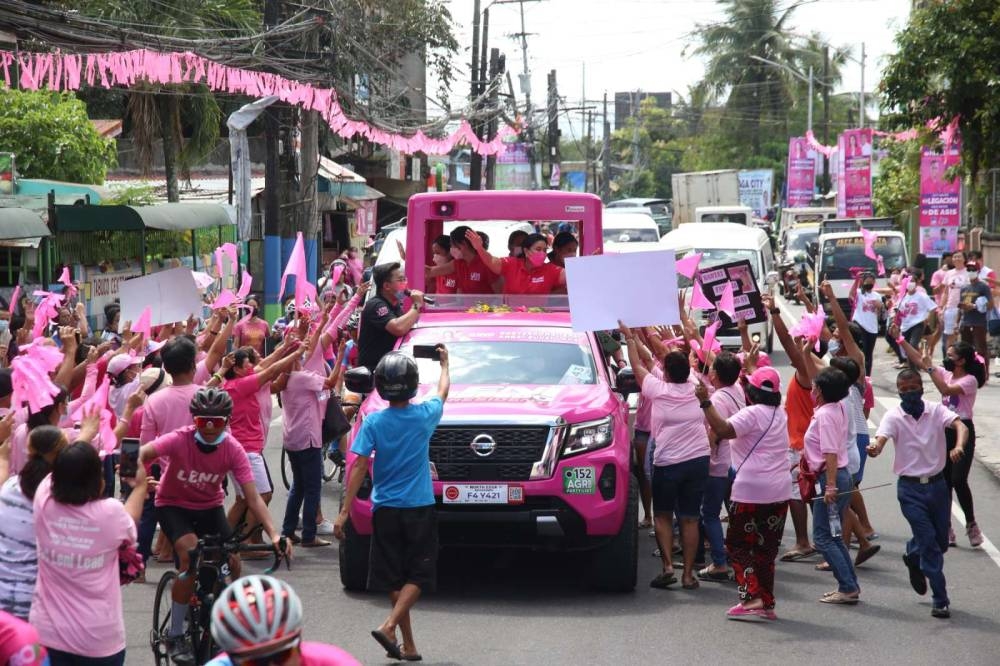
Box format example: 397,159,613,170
121,298,1000,665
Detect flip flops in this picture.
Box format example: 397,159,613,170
371,630,402,660
854,544,881,567
697,566,732,582
780,547,816,562
819,591,860,605
649,571,678,589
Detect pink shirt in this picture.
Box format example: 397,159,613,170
930,268,947,306
938,370,977,420
728,405,792,504
708,385,745,477
875,403,959,477
803,401,850,471
0,610,47,666
223,374,265,454
151,426,254,510
944,269,968,309
140,384,202,443
641,374,710,466
281,370,327,451
194,359,212,385
9,424,79,476
30,476,135,658
633,367,662,432
234,318,269,355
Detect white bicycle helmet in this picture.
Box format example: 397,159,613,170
210,575,303,657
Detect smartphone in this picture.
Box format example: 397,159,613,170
412,344,441,361
119,438,140,479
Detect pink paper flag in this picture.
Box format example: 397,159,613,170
237,270,253,300
718,282,736,320
860,228,878,261
58,266,77,298
9,285,20,315
701,320,722,361
330,264,344,286
10,342,64,412
675,253,703,279
132,306,152,340
211,289,237,310
279,232,317,310
691,281,715,310
898,274,911,297
219,243,239,273
876,255,886,277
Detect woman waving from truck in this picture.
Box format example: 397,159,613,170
465,230,567,295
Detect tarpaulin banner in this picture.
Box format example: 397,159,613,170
918,140,961,257
786,138,815,207
842,128,873,217
739,169,773,217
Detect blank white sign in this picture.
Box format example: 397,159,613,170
118,268,203,331
564,250,679,332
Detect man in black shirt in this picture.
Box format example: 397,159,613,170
358,262,425,371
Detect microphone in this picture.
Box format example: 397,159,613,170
404,289,435,305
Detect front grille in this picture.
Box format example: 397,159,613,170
429,426,551,481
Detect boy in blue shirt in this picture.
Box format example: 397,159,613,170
335,345,449,662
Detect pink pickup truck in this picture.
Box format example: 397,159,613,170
338,191,639,592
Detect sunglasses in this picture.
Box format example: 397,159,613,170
193,416,228,429
232,643,299,666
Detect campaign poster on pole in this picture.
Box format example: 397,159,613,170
786,138,815,207
695,260,766,326
739,169,774,217
918,141,961,257
842,128,873,217
836,135,847,217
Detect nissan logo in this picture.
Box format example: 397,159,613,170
470,433,497,457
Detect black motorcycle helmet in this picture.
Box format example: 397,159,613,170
374,352,419,401
189,387,234,418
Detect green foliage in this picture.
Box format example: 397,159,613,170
872,139,922,219
610,98,683,198
101,184,158,206
880,0,1000,219
0,89,117,184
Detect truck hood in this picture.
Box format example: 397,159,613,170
361,383,618,425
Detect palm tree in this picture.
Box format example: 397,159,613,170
65,0,260,200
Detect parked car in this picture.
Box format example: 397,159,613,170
605,198,672,236
601,210,661,253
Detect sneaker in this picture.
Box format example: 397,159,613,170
316,519,335,536
762,608,778,621
931,606,951,619
726,604,769,622
165,635,195,665
967,523,984,548
948,526,957,547
902,553,928,596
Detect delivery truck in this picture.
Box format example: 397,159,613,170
670,170,740,225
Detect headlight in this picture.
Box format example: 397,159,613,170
562,416,614,457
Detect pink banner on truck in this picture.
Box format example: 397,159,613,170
918,140,961,257
842,128,873,217
786,137,815,206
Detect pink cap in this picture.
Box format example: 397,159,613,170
107,353,143,377
747,367,781,393
756,351,772,368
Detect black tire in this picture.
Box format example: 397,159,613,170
338,517,371,592
322,442,339,483
765,324,774,354
151,571,177,666
590,474,639,592
280,448,292,491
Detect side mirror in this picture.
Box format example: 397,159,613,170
766,270,780,286
344,366,374,395
615,367,640,395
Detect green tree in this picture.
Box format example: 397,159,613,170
872,138,921,220
610,97,683,198
0,89,117,183
880,0,1000,220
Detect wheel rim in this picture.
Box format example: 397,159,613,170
280,448,291,490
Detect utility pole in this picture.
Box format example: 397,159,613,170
469,0,483,190
263,0,283,319
601,92,611,202
585,110,593,193
821,45,830,195
858,42,866,128
485,48,503,190
547,69,560,189
495,0,543,189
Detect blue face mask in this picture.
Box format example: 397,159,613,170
194,430,226,450
899,389,925,420
827,340,841,357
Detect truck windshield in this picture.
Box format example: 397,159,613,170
819,235,907,279
399,340,598,386
701,213,748,224
785,228,818,254
603,228,659,243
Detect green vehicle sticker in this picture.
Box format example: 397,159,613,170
563,466,596,494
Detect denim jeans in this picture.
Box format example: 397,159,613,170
48,648,125,665
812,467,859,593
699,475,731,567
897,477,951,609
281,446,323,542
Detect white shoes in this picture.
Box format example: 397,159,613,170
316,519,335,536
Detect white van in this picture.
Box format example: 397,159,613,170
694,205,753,226
659,222,779,352
374,220,536,269
602,210,661,253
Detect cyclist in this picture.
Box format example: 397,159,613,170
138,388,291,665
206,575,360,665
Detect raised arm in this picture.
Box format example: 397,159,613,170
820,281,865,376
619,321,650,386
694,381,736,439
465,229,502,275
435,344,451,401
203,308,236,374
763,294,811,388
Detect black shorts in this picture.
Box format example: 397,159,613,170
368,505,438,593
652,456,710,519
156,505,231,544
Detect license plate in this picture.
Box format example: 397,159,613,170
442,484,523,505
563,466,597,494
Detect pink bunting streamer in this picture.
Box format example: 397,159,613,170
0,48,518,157
675,253,703,280
31,291,65,339
806,117,959,157
10,342,64,413
718,282,736,320
691,281,715,310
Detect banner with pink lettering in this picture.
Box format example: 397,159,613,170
786,137,815,206
918,141,961,257
842,128,873,217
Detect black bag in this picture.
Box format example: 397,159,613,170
322,393,352,443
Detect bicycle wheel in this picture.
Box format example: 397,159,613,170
280,447,292,491
322,441,339,483
151,571,178,666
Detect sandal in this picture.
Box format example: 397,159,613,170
854,544,881,567
649,571,677,589
815,562,831,572
681,578,700,590
697,566,731,582
819,591,859,605
780,547,817,562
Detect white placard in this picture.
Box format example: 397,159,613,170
564,251,679,332
118,268,203,331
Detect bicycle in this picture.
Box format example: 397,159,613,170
150,526,289,665
279,440,341,491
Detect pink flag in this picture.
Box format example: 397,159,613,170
876,255,886,277
58,266,77,299
211,289,238,310
860,228,878,261
691,281,715,310
132,306,152,340
329,264,344,287
718,282,736,320
701,320,722,361
675,253,703,279
9,285,20,315
898,274,911,297
219,243,239,273
237,270,253,300
279,232,317,310
70,377,117,455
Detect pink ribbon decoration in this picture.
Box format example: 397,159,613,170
675,253,703,279
31,291,65,339
10,342,64,413
58,266,77,299
236,270,253,300
718,282,736,320
132,306,153,340
9,285,20,315
691,281,716,310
